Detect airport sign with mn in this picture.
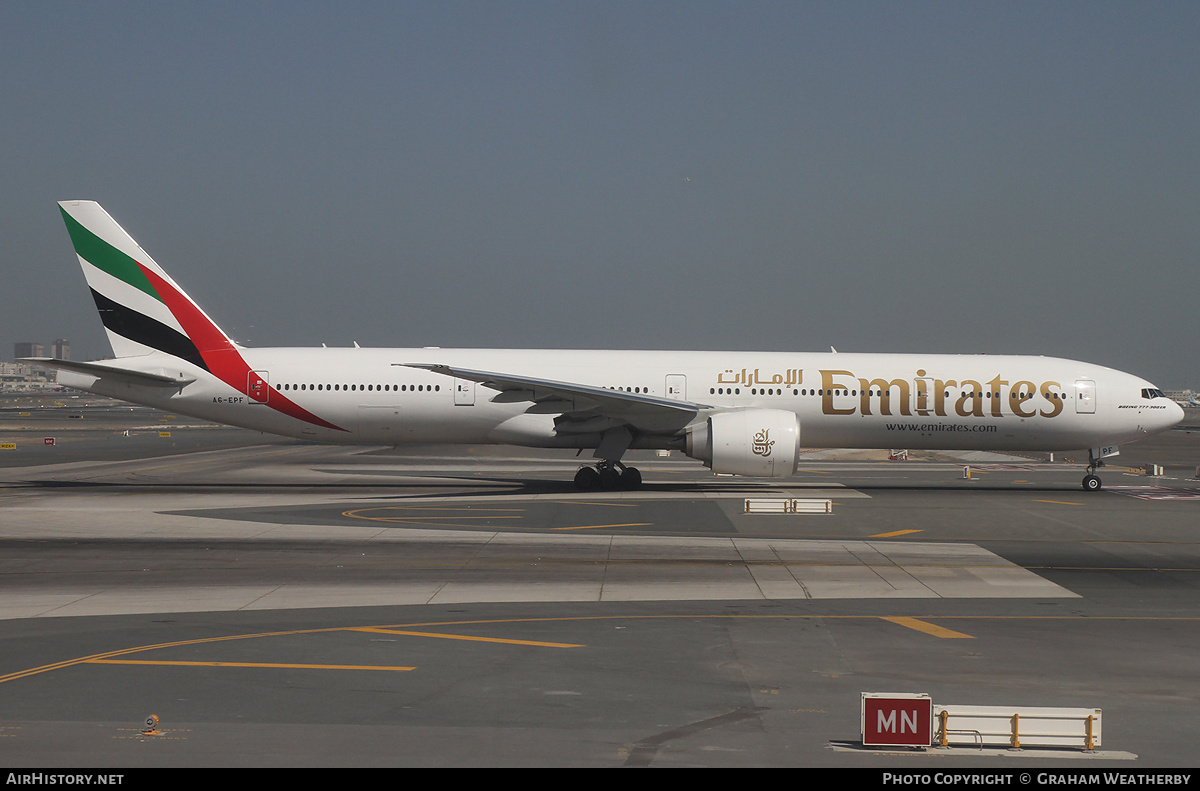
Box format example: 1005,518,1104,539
861,693,933,747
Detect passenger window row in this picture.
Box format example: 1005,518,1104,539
707,388,1068,400
279,383,440,393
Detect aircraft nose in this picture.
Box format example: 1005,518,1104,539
1167,400,1186,429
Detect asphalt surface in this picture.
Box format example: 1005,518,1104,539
1,395,1198,768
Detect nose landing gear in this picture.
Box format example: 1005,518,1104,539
1082,448,1108,491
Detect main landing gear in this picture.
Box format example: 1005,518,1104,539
574,460,642,491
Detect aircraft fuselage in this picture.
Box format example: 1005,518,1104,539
58,347,1182,453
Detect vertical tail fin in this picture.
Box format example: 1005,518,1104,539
59,200,237,368
58,201,346,433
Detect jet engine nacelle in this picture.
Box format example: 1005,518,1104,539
685,409,801,477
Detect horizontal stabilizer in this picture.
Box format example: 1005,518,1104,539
20,358,196,387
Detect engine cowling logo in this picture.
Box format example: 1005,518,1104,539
752,428,774,457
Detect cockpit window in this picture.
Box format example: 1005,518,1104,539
1141,388,1166,399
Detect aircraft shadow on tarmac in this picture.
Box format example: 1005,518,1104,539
6,472,1154,498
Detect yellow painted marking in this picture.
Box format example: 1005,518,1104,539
1032,499,1083,506
871,529,922,538
0,627,348,685
881,616,974,639
371,506,526,511
365,515,524,520
342,506,528,529
553,523,654,531
88,659,415,671
11,613,1200,689
354,627,582,648
344,506,524,519
551,501,639,507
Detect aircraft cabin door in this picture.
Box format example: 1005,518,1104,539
914,374,936,416
665,374,687,401
1075,380,1096,414
453,378,475,406
248,370,269,404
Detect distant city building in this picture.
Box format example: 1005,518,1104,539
0,360,55,391
0,361,30,383
51,338,69,360
13,342,44,360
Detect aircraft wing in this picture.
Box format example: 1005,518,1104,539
401,362,707,434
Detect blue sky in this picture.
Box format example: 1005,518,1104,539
2,2,1196,386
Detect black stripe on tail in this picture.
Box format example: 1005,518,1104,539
90,288,209,371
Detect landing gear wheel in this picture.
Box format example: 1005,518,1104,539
575,460,643,491
574,466,600,491
1082,474,1102,492
597,466,622,490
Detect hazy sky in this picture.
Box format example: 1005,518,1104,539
2,2,1196,387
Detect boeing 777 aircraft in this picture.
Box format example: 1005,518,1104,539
27,201,1184,492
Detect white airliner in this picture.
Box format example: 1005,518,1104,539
28,201,1184,492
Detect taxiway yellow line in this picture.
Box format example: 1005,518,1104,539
871,529,923,538
353,627,583,648
359,515,525,520
6,614,1200,687
1032,500,1084,506
553,522,654,531
361,506,528,511
0,627,347,685
86,659,415,671
551,501,640,507
881,616,974,639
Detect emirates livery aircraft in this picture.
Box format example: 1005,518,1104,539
29,201,1183,492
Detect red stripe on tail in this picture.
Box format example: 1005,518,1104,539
138,264,346,432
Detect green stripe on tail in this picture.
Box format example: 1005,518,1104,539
59,206,161,301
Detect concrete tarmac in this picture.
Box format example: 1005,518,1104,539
1,398,1198,767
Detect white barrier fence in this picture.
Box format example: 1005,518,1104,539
744,498,832,514
934,704,1102,750
861,693,1102,751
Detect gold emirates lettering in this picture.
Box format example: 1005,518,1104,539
710,368,1065,419
818,369,1064,419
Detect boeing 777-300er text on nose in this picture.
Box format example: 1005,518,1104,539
26,201,1184,492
